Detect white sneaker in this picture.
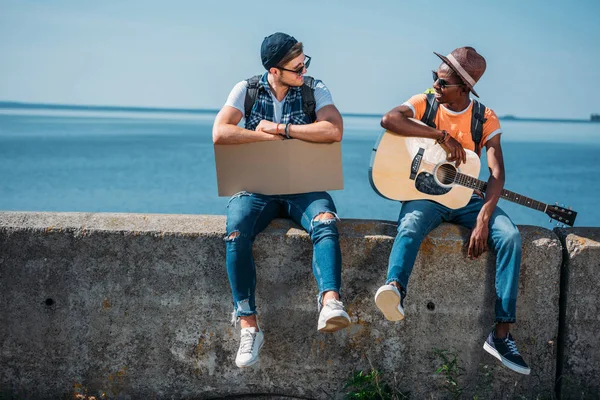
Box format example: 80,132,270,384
235,327,264,368
317,298,351,332
375,284,405,321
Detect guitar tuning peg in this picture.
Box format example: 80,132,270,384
549,219,553,223
569,206,572,210
555,202,559,206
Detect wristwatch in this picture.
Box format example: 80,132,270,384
284,123,292,139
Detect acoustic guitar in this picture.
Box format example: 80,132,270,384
368,120,577,226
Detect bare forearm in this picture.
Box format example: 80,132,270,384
478,173,505,223
213,124,281,144
287,121,342,143
381,111,444,141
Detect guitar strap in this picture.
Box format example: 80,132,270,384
421,93,487,154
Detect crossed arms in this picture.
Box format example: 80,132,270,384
212,104,343,145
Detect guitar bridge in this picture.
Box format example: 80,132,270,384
410,148,425,180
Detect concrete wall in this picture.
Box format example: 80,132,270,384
0,212,566,399
554,228,600,400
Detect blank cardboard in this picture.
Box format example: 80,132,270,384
214,139,343,196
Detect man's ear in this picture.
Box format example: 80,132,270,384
269,67,280,77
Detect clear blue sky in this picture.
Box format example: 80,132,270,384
1,0,599,118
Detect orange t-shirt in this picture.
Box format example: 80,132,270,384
403,94,502,155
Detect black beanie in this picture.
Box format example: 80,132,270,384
261,32,298,70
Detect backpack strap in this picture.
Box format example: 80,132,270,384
244,75,262,120
419,94,488,154
470,100,487,153
244,74,317,122
300,76,317,123
421,93,438,128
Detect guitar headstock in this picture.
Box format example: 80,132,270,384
546,203,577,227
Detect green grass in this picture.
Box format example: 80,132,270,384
344,369,410,400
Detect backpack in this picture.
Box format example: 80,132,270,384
243,75,317,123
420,93,487,153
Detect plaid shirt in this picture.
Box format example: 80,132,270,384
245,72,313,131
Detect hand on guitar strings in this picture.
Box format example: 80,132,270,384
440,136,467,167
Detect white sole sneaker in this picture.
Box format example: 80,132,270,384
318,315,351,332
317,299,351,332
375,285,405,321
236,339,264,368
235,327,264,368
483,341,531,375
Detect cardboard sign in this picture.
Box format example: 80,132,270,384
214,139,344,196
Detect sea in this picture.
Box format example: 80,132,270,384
1,109,599,228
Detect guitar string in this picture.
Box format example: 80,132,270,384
436,166,557,213
422,162,571,220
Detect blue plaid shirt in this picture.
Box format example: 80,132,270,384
245,72,314,131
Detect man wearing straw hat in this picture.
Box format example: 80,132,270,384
374,47,530,375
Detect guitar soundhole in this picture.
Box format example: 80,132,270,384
436,164,458,185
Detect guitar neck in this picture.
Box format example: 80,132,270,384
455,172,548,212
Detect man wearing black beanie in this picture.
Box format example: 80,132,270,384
213,32,349,368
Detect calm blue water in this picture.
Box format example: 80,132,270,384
1,111,599,228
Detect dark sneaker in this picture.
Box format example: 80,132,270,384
483,330,531,375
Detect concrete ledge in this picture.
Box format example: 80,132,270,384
554,228,600,400
0,212,562,399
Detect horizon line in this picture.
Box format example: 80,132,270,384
0,100,596,123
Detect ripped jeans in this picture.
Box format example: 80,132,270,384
225,191,342,319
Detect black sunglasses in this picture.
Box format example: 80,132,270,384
432,70,463,89
279,55,311,76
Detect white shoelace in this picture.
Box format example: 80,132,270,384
239,331,257,354
325,299,344,311
505,338,521,355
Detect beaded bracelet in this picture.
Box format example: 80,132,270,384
436,130,448,144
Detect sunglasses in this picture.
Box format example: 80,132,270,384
432,70,463,89
279,55,311,76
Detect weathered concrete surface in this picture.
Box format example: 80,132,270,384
554,228,600,400
0,212,562,399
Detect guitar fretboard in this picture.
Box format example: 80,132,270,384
454,172,548,212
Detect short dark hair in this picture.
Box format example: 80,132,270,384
277,42,304,68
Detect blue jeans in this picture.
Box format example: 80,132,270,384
225,191,341,318
387,196,522,323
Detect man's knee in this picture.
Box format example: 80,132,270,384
224,230,252,243
503,228,522,248
225,231,241,241
397,211,425,237
313,212,337,222
310,212,339,236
